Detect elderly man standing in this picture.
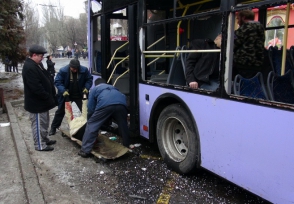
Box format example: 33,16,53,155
22,45,57,151
49,59,93,135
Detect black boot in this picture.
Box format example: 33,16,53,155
49,128,56,136
46,140,56,145
78,150,92,158
38,146,54,151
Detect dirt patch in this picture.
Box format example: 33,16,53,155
0,73,24,102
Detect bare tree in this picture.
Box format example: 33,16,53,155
23,0,41,49
62,16,87,50
41,0,64,54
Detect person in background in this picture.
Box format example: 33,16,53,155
46,55,56,81
22,44,57,151
74,49,79,59
11,58,18,73
78,78,130,158
267,37,282,50
233,10,265,78
49,59,93,136
185,34,222,91
67,50,71,58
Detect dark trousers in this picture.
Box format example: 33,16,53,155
81,105,129,153
51,98,82,129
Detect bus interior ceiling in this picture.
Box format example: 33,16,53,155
146,0,221,13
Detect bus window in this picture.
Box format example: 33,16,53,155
266,16,284,49
266,5,294,49
144,3,222,88
227,3,294,105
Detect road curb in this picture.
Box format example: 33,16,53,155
6,100,45,204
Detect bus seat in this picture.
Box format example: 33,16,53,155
261,48,272,80
167,47,187,86
268,46,293,75
233,72,269,100
110,73,129,95
180,45,188,73
290,46,294,69
150,74,169,83
267,70,294,104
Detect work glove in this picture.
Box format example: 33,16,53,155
83,88,88,94
63,90,69,97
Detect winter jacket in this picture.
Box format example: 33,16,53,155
22,58,57,113
87,83,127,119
46,59,56,77
234,21,265,68
54,65,93,106
185,39,220,86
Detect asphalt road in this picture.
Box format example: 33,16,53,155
0,56,89,73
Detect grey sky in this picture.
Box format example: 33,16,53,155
27,0,87,19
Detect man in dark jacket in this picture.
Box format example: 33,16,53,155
78,78,130,158
233,10,265,78
46,55,55,81
22,44,57,151
49,59,93,135
185,34,221,91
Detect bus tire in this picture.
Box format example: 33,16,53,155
156,103,199,174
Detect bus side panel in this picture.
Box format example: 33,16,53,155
139,84,152,138
139,84,294,204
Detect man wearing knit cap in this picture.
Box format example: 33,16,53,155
49,59,93,135
22,44,57,151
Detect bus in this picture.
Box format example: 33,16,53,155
87,0,294,203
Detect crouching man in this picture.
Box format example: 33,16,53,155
78,79,130,158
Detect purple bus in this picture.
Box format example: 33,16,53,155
87,0,294,203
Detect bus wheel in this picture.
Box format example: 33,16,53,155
157,103,199,174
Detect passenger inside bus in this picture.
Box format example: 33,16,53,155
185,34,221,91
233,10,265,79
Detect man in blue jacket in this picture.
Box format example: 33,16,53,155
49,59,93,135
78,79,130,158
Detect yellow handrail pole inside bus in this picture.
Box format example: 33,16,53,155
107,56,129,83
177,0,184,8
147,53,167,66
141,35,166,74
177,6,189,47
173,0,213,10
106,41,129,69
145,36,167,69
159,70,165,75
147,36,166,50
145,55,174,58
113,69,130,86
281,3,290,76
143,49,220,54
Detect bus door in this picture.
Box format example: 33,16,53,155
90,7,129,91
